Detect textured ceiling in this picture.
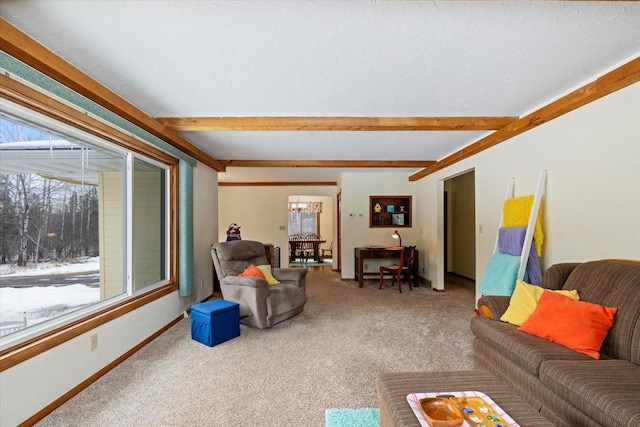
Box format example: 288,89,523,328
2,1,640,182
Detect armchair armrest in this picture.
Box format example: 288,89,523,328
477,295,511,320
220,275,269,289
272,268,308,282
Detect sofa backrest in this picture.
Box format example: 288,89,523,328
560,260,640,364
211,240,269,280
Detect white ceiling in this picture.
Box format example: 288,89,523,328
2,1,640,183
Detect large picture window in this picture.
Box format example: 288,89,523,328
0,107,170,342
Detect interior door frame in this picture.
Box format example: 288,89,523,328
336,190,341,273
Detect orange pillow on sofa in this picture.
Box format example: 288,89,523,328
238,264,266,280
518,290,617,359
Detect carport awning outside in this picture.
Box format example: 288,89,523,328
0,140,124,185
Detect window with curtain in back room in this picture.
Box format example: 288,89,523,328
287,200,322,236
0,108,169,342
288,212,318,235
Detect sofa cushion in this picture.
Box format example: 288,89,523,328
518,290,617,359
540,359,640,427
470,316,593,376
500,279,579,326
239,264,266,280
540,263,581,290
256,264,280,285
561,260,640,363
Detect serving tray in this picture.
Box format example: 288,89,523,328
406,391,519,427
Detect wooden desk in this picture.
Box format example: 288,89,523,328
289,240,326,263
354,246,418,288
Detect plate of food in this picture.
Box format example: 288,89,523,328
406,391,518,427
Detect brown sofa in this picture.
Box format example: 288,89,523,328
471,260,640,427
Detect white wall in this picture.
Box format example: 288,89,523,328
218,174,419,280
0,162,218,427
340,173,417,279
416,82,640,301
218,185,337,265
186,162,219,306
0,292,182,427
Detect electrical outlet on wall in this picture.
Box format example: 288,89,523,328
90,334,98,351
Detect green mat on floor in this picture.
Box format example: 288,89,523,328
325,408,380,427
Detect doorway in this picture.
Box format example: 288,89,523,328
443,170,476,284
287,195,333,268
336,191,341,274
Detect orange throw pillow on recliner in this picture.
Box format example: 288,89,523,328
238,264,266,280
518,290,617,359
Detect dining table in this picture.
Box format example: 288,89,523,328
289,239,326,263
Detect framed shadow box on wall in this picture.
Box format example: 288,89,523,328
370,195,412,228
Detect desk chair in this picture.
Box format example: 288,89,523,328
379,247,413,293
403,246,417,286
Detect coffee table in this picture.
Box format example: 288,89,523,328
377,370,554,427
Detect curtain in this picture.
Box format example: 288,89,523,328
288,201,322,213
178,161,194,296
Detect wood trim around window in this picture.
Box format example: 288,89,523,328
219,181,338,186
0,18,225,172
0,73,177,166
0,73,180,372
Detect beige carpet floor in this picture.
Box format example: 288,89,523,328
36,271,476,427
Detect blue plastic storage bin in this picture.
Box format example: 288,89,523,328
190,299,240,347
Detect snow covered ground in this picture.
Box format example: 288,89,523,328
0,256,99,277
0,257,101,334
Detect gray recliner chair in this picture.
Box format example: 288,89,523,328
211,240,307,329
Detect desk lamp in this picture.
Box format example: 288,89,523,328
392,230,402,247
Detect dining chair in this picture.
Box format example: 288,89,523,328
320,241,333,260
302,233,321,263
379,247,413,293
289,234,305,261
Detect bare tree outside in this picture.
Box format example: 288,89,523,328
0,116,102,336
0,118,100,266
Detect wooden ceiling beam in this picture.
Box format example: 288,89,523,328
410,56,640,181
156,116,517,131
219,181,337,186
220,160,435,168
0,19,225,172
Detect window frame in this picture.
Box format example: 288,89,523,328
0,74,179,371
